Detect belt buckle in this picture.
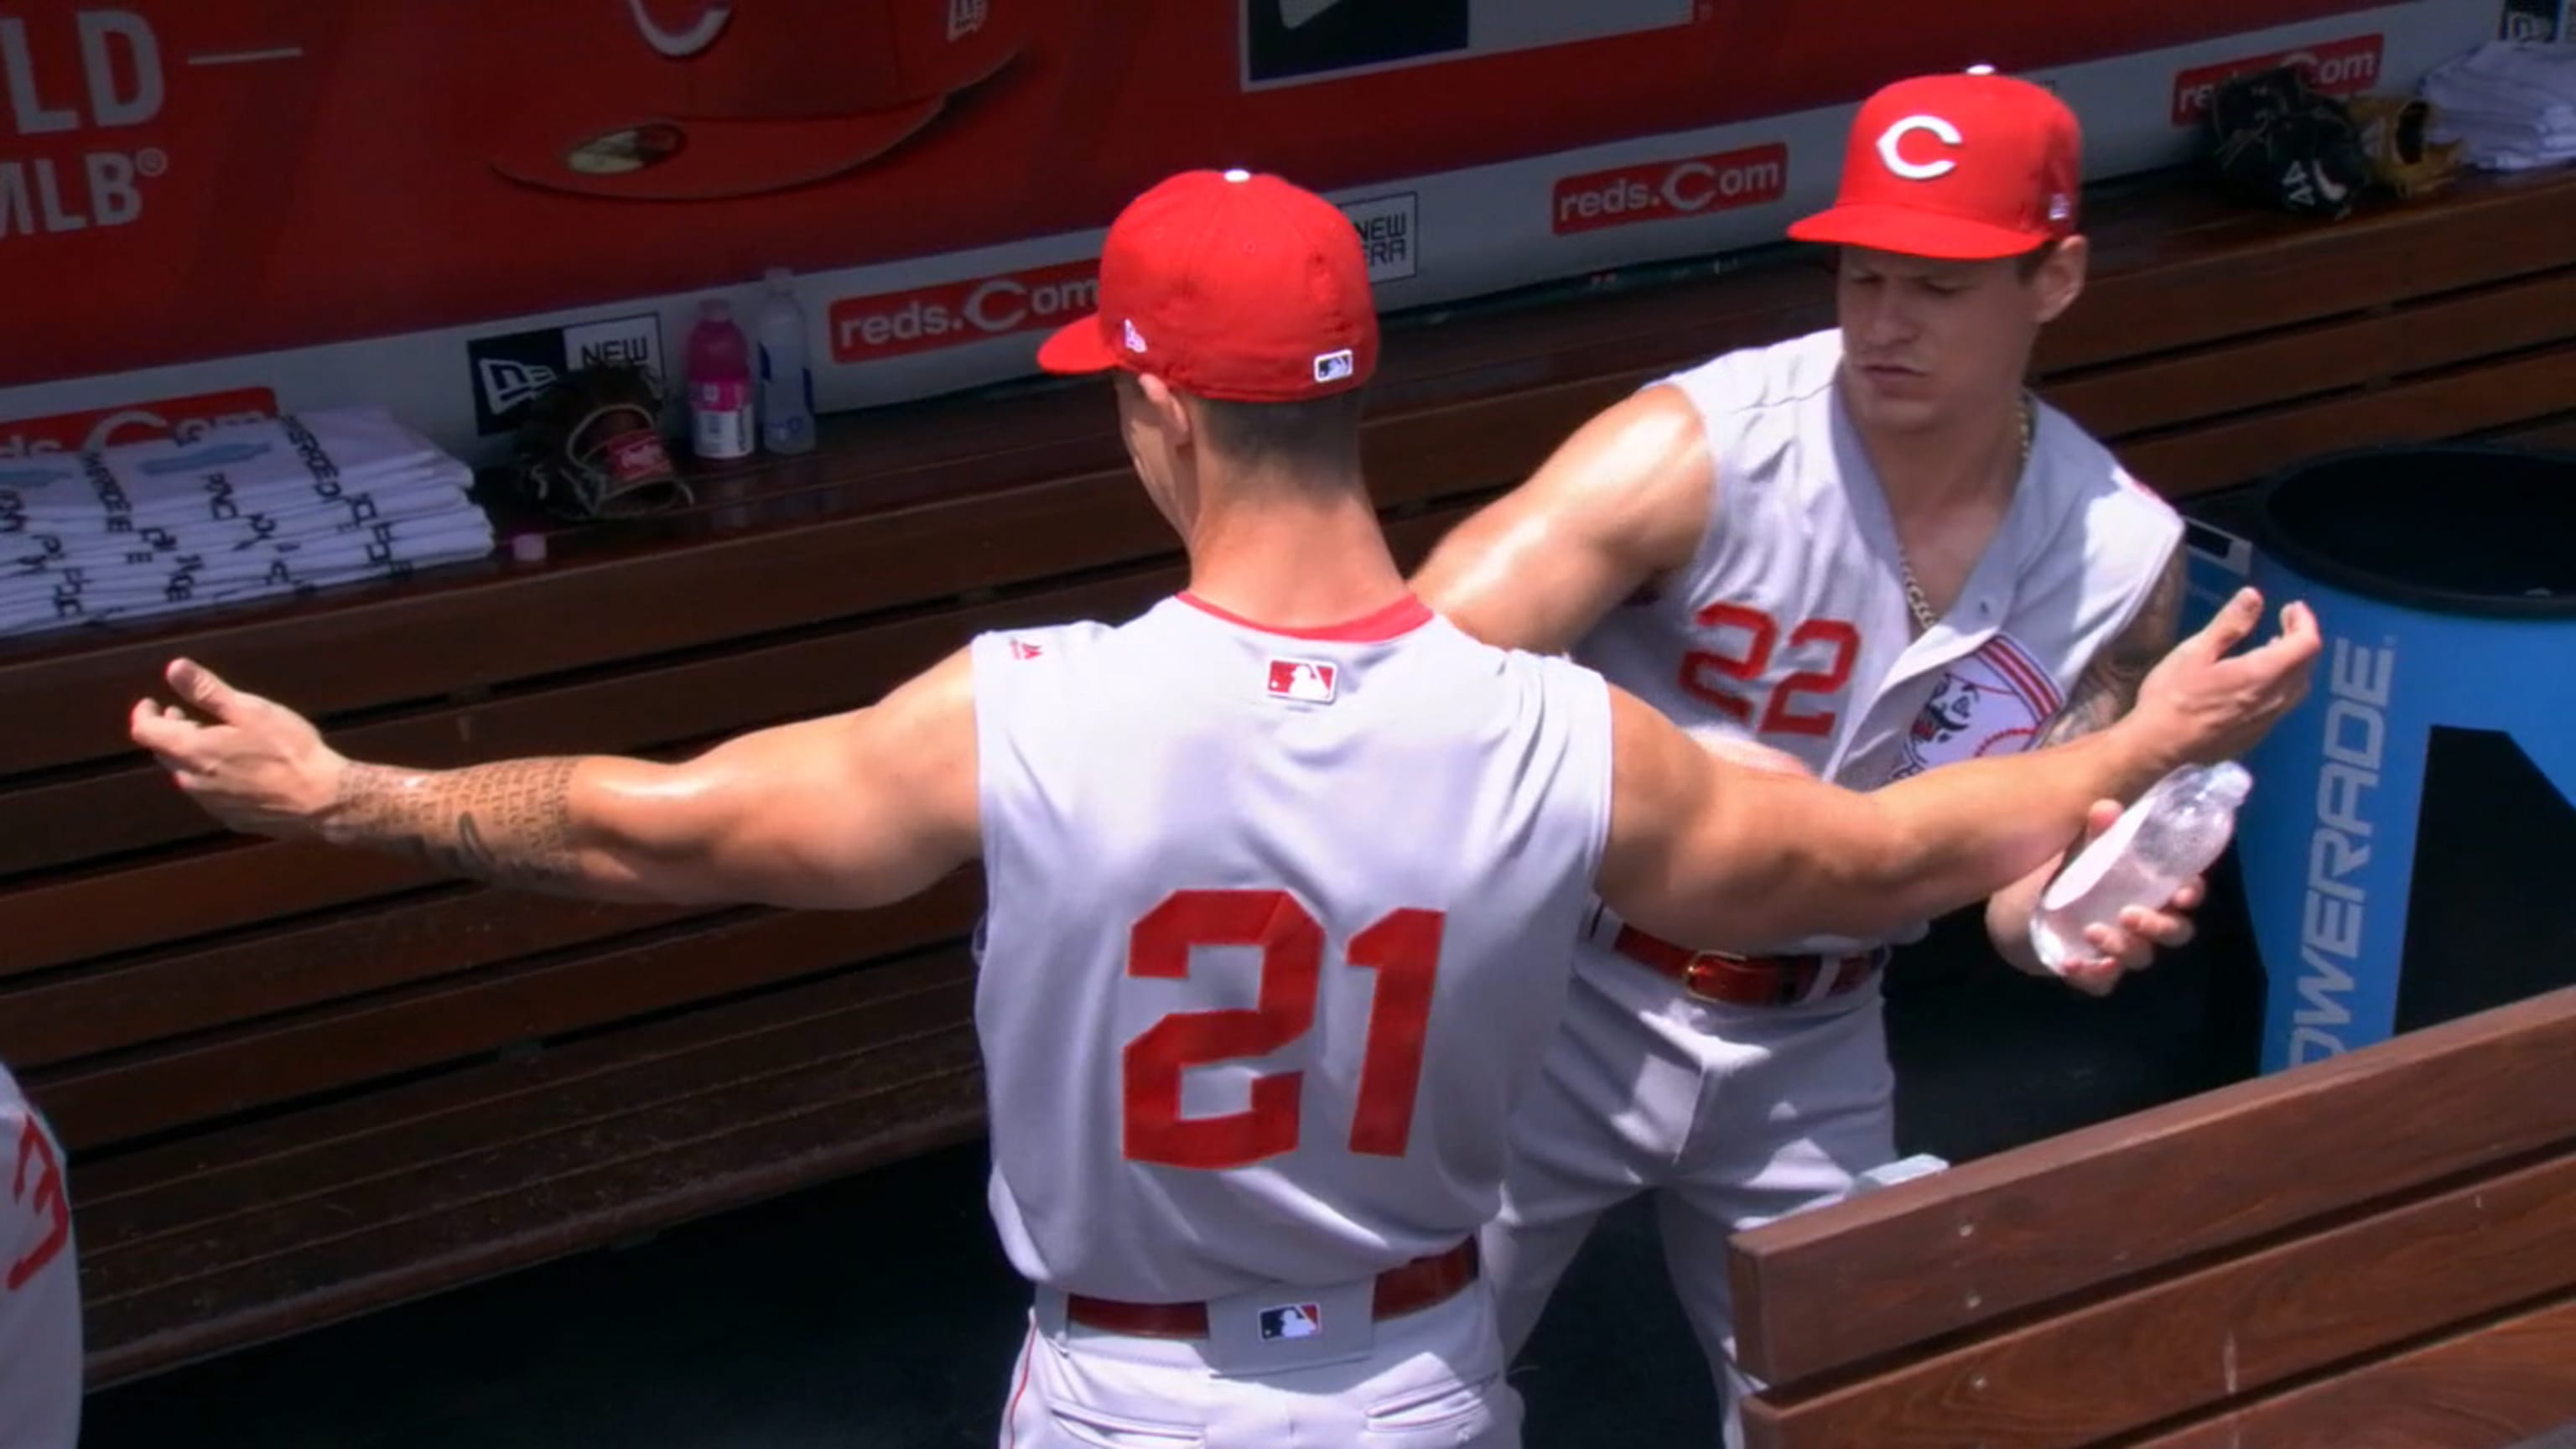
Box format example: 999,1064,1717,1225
1679,950,1795,1006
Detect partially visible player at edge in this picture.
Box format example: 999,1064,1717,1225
3,1059,81,1449
132,167,2316,1447
1408,69,2242,1441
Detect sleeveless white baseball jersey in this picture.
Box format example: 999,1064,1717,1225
969,592,1613,1304
3,1063,81,1449
1575,327,2183,953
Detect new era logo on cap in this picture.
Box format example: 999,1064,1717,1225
1265,657,1337,703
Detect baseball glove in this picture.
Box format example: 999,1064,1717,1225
510,361,695,522
2347,95,2467,200
2204,65,2376,221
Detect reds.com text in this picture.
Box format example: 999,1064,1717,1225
830,261,1101,362
1,9,169,241
2172,34,2382,125
1551,143,1789,235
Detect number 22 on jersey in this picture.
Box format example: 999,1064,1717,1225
1122,889,1442,1171
1679,602,1860,737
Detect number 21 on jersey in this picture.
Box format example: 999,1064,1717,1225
1679,602,1860,737
1122,889,1442,1171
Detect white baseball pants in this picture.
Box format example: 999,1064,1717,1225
1478,946,1897,1447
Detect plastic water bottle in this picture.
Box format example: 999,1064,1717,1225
685,299,756,463
754,268,817,456
2030,761,2254,973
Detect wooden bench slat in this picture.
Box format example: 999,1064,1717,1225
1,889,709,1070
2047,268,2576,442
84,1021,985,1385
1727,987,2576,1387
74,955,969,1260
65,943,967,1207
1744,1149,2576,1449
2127,1293,2576,1449
86,1003,976,1303
31,870,981,1150
2036,173,2576,374
2116,345,2576,497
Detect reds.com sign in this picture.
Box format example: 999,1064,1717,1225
1550,143,1790,236
828,261,1100,363
2171,33,2384,125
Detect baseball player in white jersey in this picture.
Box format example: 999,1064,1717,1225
132,168,2314,1447
1413,71,2224,1441
3,1062,82,1449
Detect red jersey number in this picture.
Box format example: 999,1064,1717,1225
1678,603,1860,738
1123,890,1444,1171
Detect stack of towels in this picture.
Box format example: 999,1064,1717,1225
0,405,495,639
2422,40,2576,172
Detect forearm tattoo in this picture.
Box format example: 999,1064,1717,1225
330,757,587,889
2035,548,2188,748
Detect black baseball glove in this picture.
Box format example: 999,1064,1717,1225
2205,65,2376,221
510,361,695,521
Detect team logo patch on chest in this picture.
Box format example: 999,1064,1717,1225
1892,634,2064,781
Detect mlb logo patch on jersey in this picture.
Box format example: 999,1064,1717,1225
1259,1302,1324,1341
1265,657,1337,703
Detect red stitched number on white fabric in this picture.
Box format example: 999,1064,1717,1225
8,1116,70,1292
1123,890,1444,1170
1677,604,1860,738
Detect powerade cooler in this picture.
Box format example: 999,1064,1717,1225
2178,445,2576,1074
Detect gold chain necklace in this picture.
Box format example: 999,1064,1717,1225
1898,394,2033,636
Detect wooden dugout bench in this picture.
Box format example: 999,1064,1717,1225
4,161,2572,1391
1729,985,2576,1449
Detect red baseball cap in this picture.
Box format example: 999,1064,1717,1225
1788,69,2082,261
490,0,1025,202
1037,169,1378,403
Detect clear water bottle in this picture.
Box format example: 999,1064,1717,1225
754,268,817,456
2030,761,2254,973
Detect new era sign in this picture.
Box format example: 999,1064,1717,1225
465,312,667,434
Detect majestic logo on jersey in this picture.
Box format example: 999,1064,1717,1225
1265,657,1337,703
1259,1301,1324,1340
1888,633,2064,782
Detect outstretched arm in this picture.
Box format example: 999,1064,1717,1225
129,651,981,912
1597,587,2315,952
1410,385,1714,654
1983,547,2191,985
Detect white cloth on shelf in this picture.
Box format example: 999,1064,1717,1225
0,405,496,639
2420,40,2576,171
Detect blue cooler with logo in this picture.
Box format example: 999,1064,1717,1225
2184,445,2576,1074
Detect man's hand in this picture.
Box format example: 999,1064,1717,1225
2031,797,2205,997
129,658,350,841
2120,587,2319,768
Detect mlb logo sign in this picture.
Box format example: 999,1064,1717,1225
948,0,988,40
1266,657,1337,703
1259,1302,1324,1341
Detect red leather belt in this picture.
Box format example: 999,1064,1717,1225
1062,1239,1479,1340
1610,923,1882,1008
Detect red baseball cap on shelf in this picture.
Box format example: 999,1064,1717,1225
490,0,1026,202
1037,169,1379,403
1789,68,2083,261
